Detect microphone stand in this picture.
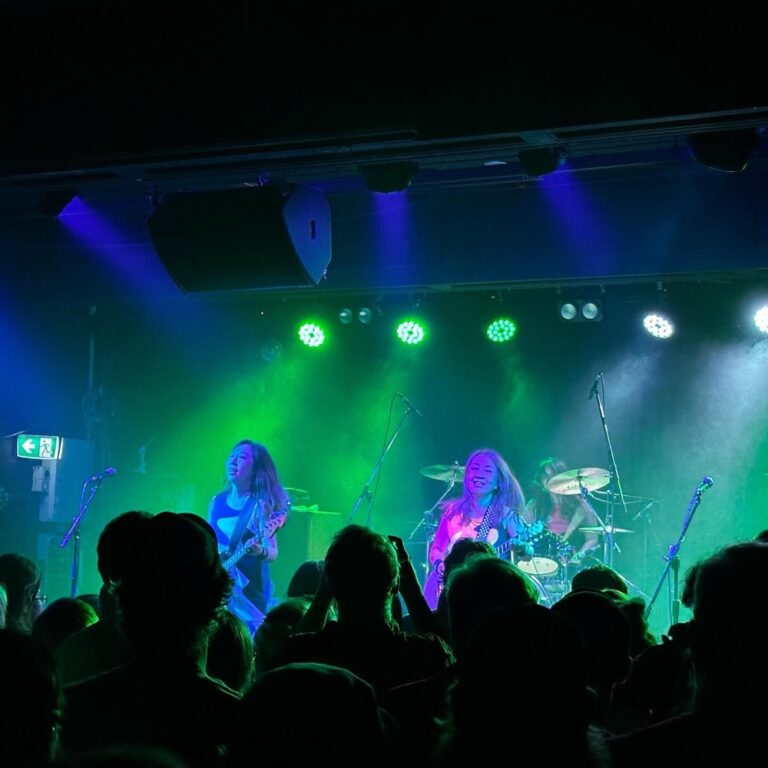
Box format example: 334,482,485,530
60,476,105,597
346,405,418,528
645,478,711,623
591,377,628,568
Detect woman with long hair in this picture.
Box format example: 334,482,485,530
208,440,290,634
424,448,525,609
524,457,600,562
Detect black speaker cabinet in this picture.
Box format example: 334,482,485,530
147,185,331,292
270,507,341,600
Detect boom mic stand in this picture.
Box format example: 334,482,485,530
645,476,713,623
590,374,629,568
60,475,107,597
346,402,419,529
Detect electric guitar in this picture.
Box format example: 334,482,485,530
423,518,547,609
221,508,287,572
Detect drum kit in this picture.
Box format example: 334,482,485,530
418,462,641,606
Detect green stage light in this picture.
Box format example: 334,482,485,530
487,317,517,343
298,323,326,347
396,320,425,345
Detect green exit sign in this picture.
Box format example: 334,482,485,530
16,434,63,460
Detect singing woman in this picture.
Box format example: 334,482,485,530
208,440,290,634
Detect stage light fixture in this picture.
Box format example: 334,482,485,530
753,306,768,335
260,339,283,362
642,312,674,339
360,161,419,193
581,301,601,321
338,308,354,324
688,129,759,173
558,298,602,322
486,318,517,343
396,320,425,345
518,147,568,178
358,307,373,324
42,189,78,217
298,323,326,347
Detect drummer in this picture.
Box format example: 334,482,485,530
523,457,601,563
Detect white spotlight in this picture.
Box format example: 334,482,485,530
753,306,768,335
643,313,675,339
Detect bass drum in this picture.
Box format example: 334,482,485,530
526,574,554,607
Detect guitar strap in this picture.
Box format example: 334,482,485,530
475,497,496,543
227,495,259,557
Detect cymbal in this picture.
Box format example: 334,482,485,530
546,467,610,495
578,526,634,534
285,487,310,503
420,464,465,483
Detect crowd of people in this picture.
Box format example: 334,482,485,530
1,437,766,767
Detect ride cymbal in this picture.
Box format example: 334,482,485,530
419,464,465,483
546,467,610,495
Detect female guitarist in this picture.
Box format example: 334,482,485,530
424,447,526,610
208,440,289,634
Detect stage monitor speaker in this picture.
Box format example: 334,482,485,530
147,185,331,292
270,507,341,600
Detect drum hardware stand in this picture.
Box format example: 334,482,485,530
346,398,419,529
646,476,713,623
590,373,629,568
578,480,621,564
631,500,658,593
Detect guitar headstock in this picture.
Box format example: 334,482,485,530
264,509,288,538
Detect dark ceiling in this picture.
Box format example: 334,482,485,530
2,1,768,307
3,2,768,192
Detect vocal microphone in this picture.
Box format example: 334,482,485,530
397,392,423,418
696,476,714,493
588,373,603,400
89,467,117,483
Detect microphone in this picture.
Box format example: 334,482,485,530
89,467,117,483
588,373,603,400
696,476,714,493
397,392,423,418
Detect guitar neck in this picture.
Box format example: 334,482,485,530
221,511,286,571
222,539,254,571
495,538,515,557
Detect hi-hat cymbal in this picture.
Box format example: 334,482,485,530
420,464,465,483
546,467,610,495
578,526,634,534
285,487,311,503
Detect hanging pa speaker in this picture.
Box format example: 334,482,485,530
147,185,331,292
